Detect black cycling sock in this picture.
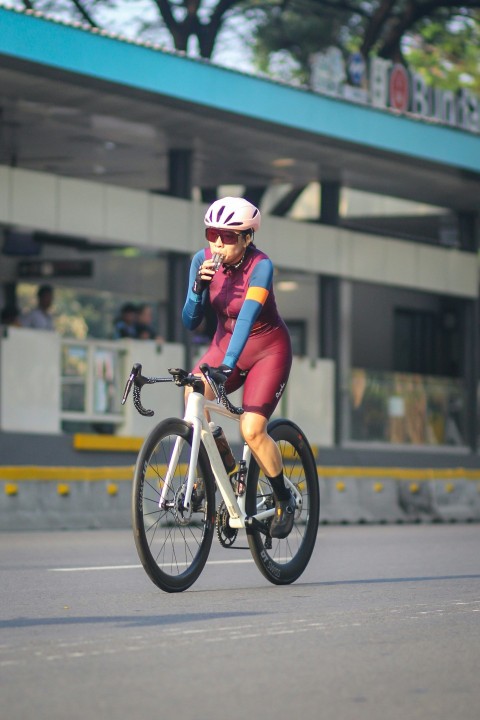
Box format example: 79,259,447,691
267,471,290,501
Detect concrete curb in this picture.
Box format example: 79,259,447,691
1,466,480,530
319,477,409,524
0,477,133,531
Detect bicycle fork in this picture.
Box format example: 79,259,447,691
158,418,203,511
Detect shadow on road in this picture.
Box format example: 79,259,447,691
0,609,267,629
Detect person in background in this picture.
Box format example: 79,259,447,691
0,305,21,327
21,285,55,331
113,302,138,339
135,303,156,340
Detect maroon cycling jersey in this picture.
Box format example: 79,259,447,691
183,245,292,418
209,247,284,354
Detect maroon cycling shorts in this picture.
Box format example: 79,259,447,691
193,323,292,419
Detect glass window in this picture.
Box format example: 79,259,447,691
350,368,466,446
93,348,121,415
394,309,437,374
61,344,87,412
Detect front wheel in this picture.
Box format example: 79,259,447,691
132,418,215,593
246,419,320,585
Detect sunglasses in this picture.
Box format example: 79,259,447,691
205,228,243,245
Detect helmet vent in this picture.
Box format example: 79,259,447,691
216,205,225,222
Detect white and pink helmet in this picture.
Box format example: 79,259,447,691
204,197,261,233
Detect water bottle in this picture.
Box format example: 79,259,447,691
210,423,236,474
212,253,223,271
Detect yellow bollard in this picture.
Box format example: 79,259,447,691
107,482,119,497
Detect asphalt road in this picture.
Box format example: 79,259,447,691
1,524,479,720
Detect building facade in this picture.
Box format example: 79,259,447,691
1,6,479,468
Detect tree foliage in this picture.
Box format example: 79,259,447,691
405,11,480,93
250,1,480,89
8,0,480,91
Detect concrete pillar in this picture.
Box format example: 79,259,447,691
464,298,479,452
457,211,477,252
337,279,353,444
243,186,267,207
168,149,193,199
166,252,190,345
201,187,218,204
319,276,351,444
320,181,340,225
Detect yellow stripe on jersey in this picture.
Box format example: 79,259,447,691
246,286,269,304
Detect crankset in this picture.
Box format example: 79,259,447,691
215,501,238,547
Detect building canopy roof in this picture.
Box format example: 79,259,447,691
0,6,479,212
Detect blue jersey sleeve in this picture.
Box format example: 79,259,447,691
182,250,207,330
223,258,273,368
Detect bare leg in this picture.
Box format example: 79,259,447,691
240,411,282,478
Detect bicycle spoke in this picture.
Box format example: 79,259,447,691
246,419,319,585
132,419,215,592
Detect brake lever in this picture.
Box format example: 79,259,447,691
199,363,222,402
121,363,141,405
199,363,244,415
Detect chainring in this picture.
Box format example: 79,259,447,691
215,501,238,547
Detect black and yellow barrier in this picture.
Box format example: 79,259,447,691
1,464,480,530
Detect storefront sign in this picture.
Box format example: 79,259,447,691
310,48,480,135
18,260,93,278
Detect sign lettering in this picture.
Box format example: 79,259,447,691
310,48,480,135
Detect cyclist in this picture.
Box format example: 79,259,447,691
182,196,294,538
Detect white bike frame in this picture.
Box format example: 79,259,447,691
158,388,300,529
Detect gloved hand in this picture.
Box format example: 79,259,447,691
192,267,209,295
211,364,233,384
192,258,218,295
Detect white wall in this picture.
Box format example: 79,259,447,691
0,331,335,446
284,357,335,447
118,340,185,437
121,351,336,448
0,327,61,433
1,165,476,299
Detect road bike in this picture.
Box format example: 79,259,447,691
122,363,320,592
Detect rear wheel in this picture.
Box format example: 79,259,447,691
132,418,215,593
246,419,319,585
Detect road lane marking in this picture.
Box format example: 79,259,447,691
48,558,254,572
49,564,142,572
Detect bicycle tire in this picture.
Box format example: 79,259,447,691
245,419,320,585
132,418,215,593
